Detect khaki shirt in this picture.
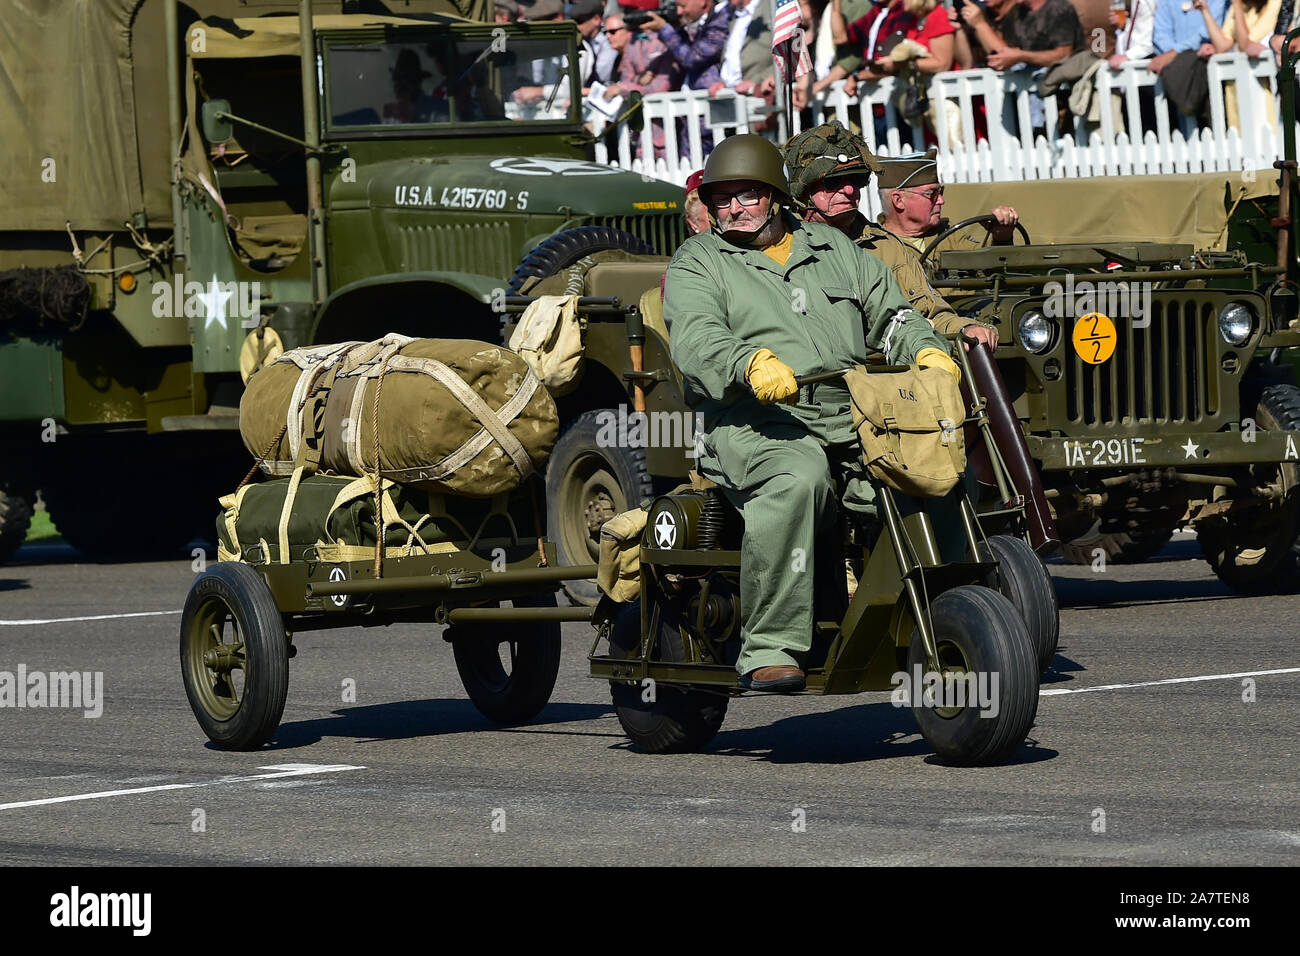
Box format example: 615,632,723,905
850,214,968,337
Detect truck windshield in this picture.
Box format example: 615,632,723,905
325,35,578,129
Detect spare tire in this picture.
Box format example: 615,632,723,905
509,226,654,294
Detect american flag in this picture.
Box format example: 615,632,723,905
771,0,811,83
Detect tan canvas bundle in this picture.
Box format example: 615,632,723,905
239,335,558,498
596,507,649,603
507,294,585,397
845,364,967,498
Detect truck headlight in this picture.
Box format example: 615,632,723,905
1218,302,1255,346
1018,310,1055,354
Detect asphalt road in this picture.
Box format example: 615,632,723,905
0,533,1296,866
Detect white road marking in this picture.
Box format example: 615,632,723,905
0,763,364,811
0,609,182,626
1041,667,1300,696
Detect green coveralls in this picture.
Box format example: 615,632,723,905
664,215,950,675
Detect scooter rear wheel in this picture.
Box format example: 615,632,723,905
607,600,728,754
980,534,1059,674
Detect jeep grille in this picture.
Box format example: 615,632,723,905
1064,299,1217,426
590,215,687,257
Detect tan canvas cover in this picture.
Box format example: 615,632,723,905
240,334,559,498
846,364,967,498
508,294,585,397
944,172,1279,251
0,0,487,233
0,0,148,231
597,507,648,602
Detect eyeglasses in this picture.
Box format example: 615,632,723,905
604,26,628,33
706,187,766,208
901,185,944,202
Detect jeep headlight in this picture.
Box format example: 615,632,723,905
1018,310,1054,354
1218,302,1255,346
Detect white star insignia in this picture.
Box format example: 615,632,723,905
197,275,233,331
653,511,677,549
1181,438,1200,459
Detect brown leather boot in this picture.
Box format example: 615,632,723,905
741,665,806,693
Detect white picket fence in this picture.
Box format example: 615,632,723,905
592,52,1288,192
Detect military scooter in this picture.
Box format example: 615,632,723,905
588,338,1058,765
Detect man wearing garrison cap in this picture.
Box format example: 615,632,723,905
876,147,1019,271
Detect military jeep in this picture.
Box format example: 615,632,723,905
931,231,1300,593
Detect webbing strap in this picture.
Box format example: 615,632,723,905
277,465,306,564
385,354,538,480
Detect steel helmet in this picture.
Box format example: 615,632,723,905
698,134,792,206
781,120,880,212
698,135,791,239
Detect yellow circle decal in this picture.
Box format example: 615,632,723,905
1072,312,1117,365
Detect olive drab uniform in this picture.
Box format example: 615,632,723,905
849,213,968,336
880,214,988,274
664,214,950,676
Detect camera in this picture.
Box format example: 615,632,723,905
625,2,681,29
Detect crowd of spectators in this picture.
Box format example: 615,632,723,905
493,0,1298,157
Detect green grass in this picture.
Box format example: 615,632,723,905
25,509,61,542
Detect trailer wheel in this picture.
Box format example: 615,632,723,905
1200,384,1300,595
979,534,1060,674
547,409,655,606
180,562,289,751
907,585,1038,766
608,600,728,754
450,593,562,725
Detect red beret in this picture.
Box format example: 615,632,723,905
684,168,705,195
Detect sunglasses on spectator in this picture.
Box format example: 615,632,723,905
706,187,766,208
604,26,628,33
901,185,944,202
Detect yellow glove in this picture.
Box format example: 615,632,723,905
915,347,961,384
745,348,799,404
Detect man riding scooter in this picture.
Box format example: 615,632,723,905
662,134,960,692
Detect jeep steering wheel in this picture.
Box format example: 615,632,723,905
917,214,1031,268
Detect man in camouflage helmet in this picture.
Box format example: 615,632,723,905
783,121,998,350
664,133,959,693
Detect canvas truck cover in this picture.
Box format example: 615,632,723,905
0,0,488,233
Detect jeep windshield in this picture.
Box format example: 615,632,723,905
324,33,579,131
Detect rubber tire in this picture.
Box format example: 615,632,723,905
608,600,729,754
980,534,1060,675
546,409,655,607
907,585,1039,766
0,483,34,565
508,226,654,294
180,562,289,751
450,593,562,725
1200,384,1300,595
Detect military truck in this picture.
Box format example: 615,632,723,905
928,167,1300,592
0,0,687,562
